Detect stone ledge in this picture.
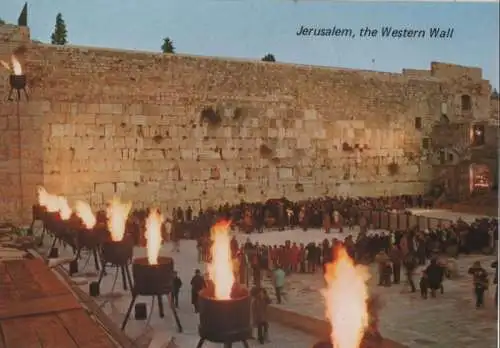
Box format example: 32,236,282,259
267,304,407,348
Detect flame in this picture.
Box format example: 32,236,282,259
57,197,72,220
0,55,22,75
106,197,131,242
207,220,234,300
0,60,11,72
145,209,163,265
37,186,72,220
11,55,22,75
322,246,370,348
75,200,96,229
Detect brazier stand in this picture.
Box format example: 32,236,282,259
121,256,182,332
97,237,134,292
196,287,252,348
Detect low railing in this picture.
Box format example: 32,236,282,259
359,209,454,231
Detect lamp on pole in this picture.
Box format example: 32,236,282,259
3,54,29,225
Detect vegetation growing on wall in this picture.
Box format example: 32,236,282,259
161,37,175,54
259,144,273,158
262,53,276,62
388,162,400,176
200,107,222,126
295,183,304,192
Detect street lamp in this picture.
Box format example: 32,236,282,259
2,55,29,226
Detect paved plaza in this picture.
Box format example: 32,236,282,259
35,208,497,348
259,254,497,348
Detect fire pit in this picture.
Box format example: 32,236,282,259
121,209,182,332
132,256,174,295
101,238,134,266
121,256,182,331
197,286,251,347
36,187,74,252
196,220,251,348
313,246,389,348
97,198,134,292
72,201,106,271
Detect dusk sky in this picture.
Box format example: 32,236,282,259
2,0,499,89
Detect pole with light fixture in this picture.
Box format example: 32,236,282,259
3,54,29,226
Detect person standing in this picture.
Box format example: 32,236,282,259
403,252,417,293
468,261,489,309
172,271,182,309
252,288,271,344
272,264,286,304
389,244,403,284
424,258,445,298
375,250,390,286
492,260,498,307
190,269,205,313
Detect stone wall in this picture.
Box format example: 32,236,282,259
0,25,494,223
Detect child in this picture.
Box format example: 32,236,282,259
420,272,429,299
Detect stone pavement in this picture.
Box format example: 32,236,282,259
31,207,498,348
259,254,498,348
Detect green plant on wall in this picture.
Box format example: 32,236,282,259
50,13,68,45
0,18,5,25
261,53,276,62
387,162,400,176
161,37,175,53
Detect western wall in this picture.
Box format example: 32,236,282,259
0,24,495,223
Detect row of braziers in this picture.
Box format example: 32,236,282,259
31,203,183,332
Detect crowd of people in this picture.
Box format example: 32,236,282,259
167,194,498,344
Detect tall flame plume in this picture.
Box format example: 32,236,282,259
75,200,96,229
145,209,163,265
207,220,234,300
106,197,131,242
37,186,72,220
322,246,370,348
0,55,22,75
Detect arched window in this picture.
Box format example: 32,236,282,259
461,95,472,111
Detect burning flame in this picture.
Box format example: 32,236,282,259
0,55,22,75
37,186,72,220
106,197,131,242
322,246,370,348
145,209,163,265
207,220,234,300
75,200,96,229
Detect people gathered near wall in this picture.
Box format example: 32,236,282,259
175,194,498,343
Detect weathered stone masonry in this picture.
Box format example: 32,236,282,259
0,25,494,223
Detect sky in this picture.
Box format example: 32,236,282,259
2,0,499,89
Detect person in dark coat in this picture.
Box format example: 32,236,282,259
403,252,417,292
172,271,182,308
419,272,429,299
424,258,445,298
252,287,271,344
492,260,498,307
186,206,193,222
468,261,489,309
190,269,205,313
389,244,403,284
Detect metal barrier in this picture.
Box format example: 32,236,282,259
358,209,453,232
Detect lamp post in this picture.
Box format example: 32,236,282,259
4,55,29,226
